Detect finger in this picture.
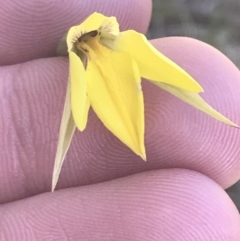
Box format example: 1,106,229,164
0,0,152,66
1,37,240,204
1,169,239,241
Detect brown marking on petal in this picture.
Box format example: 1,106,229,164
78,30,98,42
78,50,88,69
72,46,88,70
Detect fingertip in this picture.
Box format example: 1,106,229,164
0,0,152,65
1,169,240,240
144,37,240,188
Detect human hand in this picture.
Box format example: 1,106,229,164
0,0,240,240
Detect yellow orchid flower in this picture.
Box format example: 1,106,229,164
52,12,238,191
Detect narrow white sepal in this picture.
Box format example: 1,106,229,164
52,80,76,192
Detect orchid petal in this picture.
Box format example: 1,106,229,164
155,82,239,127
86,44,146,160
69,51,90,131
67,12,119,51
115,30,203,93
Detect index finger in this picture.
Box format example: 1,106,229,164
0,0,152,65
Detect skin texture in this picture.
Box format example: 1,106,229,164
0,0,240,240
1,170,240,241
0,0,151,65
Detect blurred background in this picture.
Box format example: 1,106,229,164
147,0,240,68
147,0,240,211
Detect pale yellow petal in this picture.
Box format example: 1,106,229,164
154,82,239,127
69,51,90,131
67,12,119,51
114,30,203,93
100,17,119,37
67,13,105,51
86,45,146,160
99,17,120,50
52,81,76,191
